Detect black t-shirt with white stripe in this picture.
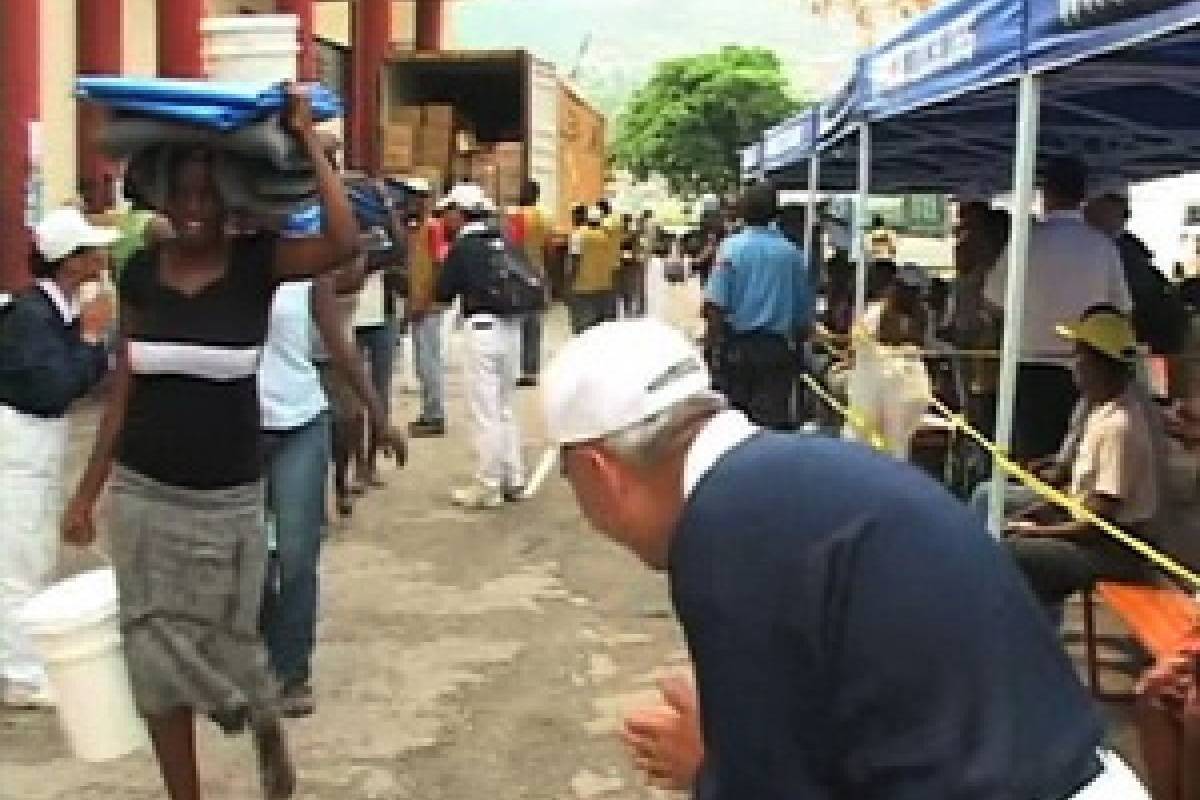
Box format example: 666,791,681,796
118,234,277,489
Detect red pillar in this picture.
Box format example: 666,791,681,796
0,0,39,290
157,0,207,79
276,0,317,82
349,0,391,170
415,0,444,51
78,0,124,212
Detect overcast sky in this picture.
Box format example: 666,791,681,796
451,0,862,101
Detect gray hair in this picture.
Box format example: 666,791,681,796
601,391,728,468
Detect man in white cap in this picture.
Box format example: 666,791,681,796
542,317,1148,799
436,184,525,509
1084,174,1186,355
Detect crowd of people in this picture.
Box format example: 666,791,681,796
0,85,674,799
0,83,1196,799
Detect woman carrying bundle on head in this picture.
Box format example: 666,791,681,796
61,88,359,800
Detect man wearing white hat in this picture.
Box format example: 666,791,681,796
543,317,1148,799
436,184,526,509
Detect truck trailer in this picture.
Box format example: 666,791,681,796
377,49,607,227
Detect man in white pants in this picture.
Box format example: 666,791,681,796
436,184,524,509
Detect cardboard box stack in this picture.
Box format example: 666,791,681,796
382,104,464,187
381,105,525,204
493,142,523,207
380,125,414,173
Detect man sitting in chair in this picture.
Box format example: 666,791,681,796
1005,306,1167,625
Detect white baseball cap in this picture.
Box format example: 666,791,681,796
403,177,432,194
542,318,713,446
35,208,120,262
442,183,493,212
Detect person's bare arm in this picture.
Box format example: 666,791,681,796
63,308,135,546
311,278,406,465
272,89,360,280
1008,493,1121,538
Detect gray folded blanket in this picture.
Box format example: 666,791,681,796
99,115,310,172
127,144,318,218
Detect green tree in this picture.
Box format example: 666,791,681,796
612,46,802,195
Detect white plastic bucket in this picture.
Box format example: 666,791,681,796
18,568,146,762
205,44,300,84
202,14,299,84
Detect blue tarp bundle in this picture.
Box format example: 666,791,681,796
77,77,346,216
76,77,342,131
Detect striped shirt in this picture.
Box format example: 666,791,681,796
118,234,277,489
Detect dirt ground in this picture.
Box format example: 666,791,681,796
0,280,1146,799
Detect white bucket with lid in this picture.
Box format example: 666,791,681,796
18,568,146,762
202,14,299,84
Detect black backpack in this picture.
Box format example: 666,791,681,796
479,233,548,315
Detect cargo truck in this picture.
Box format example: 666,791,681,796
377,49,607,228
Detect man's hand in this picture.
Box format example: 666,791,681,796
62,493,98,547
621,673,704,791
80,293,114,344
282,85,315,140
373,417,408,468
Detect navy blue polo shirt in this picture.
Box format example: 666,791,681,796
670,429,1102,799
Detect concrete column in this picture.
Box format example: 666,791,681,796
78,0,124,211
0,0,39,290
157,0,207,78
277,0,317,82
414,0,443,51
349,0,391,170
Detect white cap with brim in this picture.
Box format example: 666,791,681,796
442,183,493,213
403,177,432,194
35,208,120,262
542,319,713,446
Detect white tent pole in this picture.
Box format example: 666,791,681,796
804,154,821,268
988,73,1042,536
854,122,871,321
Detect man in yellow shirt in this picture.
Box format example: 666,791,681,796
506,181,551,387
568,205,619,333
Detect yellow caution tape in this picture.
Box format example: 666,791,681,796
925,395,1200,591
799,372,890,451
798,344,1200,590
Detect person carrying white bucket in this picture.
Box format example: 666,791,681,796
0,208,117,709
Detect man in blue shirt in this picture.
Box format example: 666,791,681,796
704,183,811,430
542,317,1149,800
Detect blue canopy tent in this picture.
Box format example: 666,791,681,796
755,0,1200,532
740,141,764,183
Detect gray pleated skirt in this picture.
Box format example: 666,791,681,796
109,466,278,731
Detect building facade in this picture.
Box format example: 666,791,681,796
0,0,448,289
